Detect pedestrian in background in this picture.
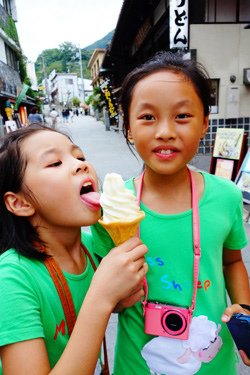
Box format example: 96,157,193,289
49,107,58,128
92,51,250,374
62,108,68,123
69,108,74,123
28,106,43,124
0,124,148,374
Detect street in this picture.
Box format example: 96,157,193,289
58,114,250,375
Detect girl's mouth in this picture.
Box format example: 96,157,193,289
80,181,101,211
153,147,178,160
80,181,94,195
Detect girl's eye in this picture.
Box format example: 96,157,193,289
77,157,85,162
47,161,62,167
176,113,191,119
139,114,155,121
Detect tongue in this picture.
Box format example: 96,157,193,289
80,191,101,208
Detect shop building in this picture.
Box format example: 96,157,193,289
0,0,36,130
88,48,106,87
101,0,250,153
45,69,92,109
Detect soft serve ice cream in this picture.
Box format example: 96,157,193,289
98,173,145,245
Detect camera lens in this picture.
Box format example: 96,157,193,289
162,310,187,336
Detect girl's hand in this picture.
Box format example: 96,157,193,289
91,237,148,309
221,304,250,323
239,350,250,366
114,281,145,312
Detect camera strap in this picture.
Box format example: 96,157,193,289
136,168,201,316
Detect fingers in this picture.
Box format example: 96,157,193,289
109,237,148,263
115,288,145,311
239,350,250,366
221,304,248,322
113,237,147,255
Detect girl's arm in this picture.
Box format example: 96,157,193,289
1,237,148,375
222,248,250,366
223,248,250,306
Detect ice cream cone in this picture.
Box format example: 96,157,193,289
98,211,145,246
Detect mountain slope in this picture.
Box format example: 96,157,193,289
84,30,114,50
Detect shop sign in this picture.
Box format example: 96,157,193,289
99,78,118,122
169,0,189,49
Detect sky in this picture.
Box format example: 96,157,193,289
15,0,124,62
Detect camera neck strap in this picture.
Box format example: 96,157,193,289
136,168,201,315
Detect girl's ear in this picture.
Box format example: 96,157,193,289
4,192,35,217
201,116,209,138
128,127,133,140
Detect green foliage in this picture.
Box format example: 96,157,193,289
18,53,27,82
34,31,113,83
87,86,105,111
0,16,19,44
59,41,78,72
72,97,81,107
35,48,61,82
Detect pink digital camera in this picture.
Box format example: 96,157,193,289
144,302,192,340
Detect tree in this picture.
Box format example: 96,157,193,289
59,42,78,72
86,86,104,111
72,97,81,107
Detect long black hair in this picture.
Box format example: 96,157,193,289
0,123,69,260
120,51,211,147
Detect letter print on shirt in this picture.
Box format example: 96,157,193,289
54,319,66,340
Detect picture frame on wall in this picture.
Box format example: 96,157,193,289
235,148,250,203
215,158,234,180
213,128,244,160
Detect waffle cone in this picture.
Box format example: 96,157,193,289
98,212,145,246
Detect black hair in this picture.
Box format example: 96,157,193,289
120,50,211,146
0,123,70,260
30,106,38,114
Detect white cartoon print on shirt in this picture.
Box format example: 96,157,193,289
141,315,222,375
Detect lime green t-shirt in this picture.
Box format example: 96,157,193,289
92,172,248,375
0,231,98,372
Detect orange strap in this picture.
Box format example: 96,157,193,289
44,257,76,335
44,245,109,374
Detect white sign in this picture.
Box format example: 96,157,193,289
169,0,189,49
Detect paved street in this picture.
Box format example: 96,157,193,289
58,114,250,375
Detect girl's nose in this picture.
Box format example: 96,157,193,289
74,160,89,174
155,119,176,140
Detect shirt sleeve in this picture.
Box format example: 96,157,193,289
0,262,44,346
224,191,248,250
91,222,115,259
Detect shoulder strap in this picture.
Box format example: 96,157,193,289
44,246,110,375
44,257,76,335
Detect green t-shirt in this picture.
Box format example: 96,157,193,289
0,231,98,372
92,172,248,375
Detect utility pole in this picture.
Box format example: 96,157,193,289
78,46,85,103
42,54,51,109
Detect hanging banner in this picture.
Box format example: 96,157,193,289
169,0,189,49
14,83,29,111
99,78,118,124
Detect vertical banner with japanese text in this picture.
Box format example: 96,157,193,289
99,77,119,125
169,0,189,49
